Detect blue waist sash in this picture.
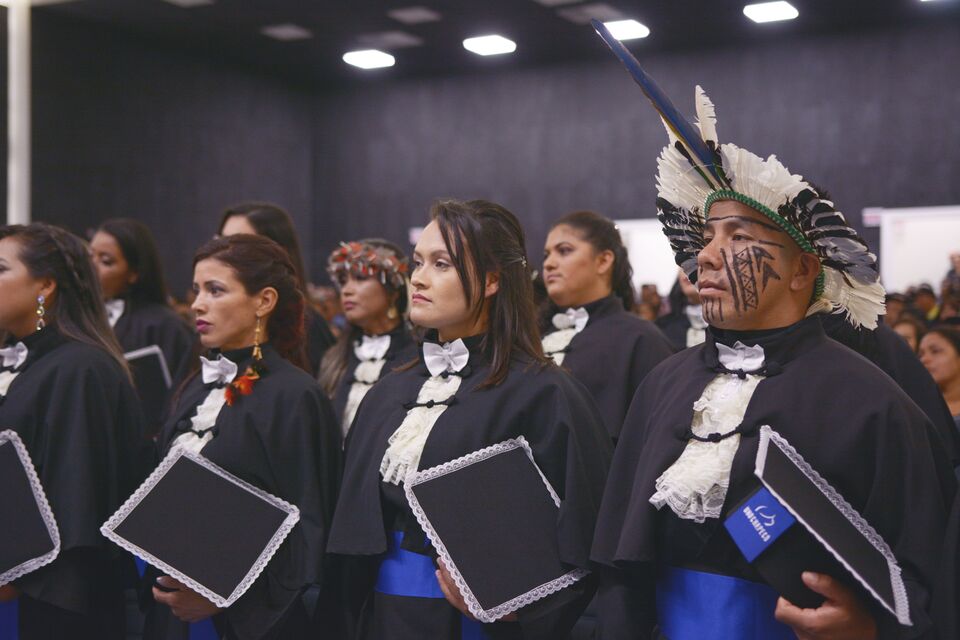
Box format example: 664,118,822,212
376,531,487,640
656,566,795,640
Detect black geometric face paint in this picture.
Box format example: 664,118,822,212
717,242,783,319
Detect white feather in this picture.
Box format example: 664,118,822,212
694,86,718,144
721,144,808,212
656,145,714,213
807,267,886,330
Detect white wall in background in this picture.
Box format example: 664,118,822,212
869,205,960,293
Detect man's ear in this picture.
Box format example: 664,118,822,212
483,272,500,299
790,253,821,292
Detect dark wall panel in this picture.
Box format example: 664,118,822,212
311,23,960,280
30,15,316,293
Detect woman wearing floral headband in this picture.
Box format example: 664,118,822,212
318,239,418,440
141,234,341,640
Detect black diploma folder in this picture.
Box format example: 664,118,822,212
404,436,587,623
0,430,60,585
724,425,911,625
124,345,173,420
100,446,299,607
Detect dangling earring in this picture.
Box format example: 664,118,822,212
252,316,263,361
36,295,46,331
386,306,398,320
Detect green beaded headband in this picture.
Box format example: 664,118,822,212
704,189,825,300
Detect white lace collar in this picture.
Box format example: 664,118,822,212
105,299,126,328
650,341,767,522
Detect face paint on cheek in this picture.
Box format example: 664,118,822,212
703,298,724,323
751,246,782,291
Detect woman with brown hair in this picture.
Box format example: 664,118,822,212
0,223,144,639
540,210,673,443
318,239,417,440
219,202,336,376
327,199,612,639
141,234,341,640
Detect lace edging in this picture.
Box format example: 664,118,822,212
756,425,912,626
100,446,300,608
0,430,61,586
403,437,588,623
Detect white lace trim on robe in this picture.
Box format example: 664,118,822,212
342,335,392,437
380,373,462,485
649,341,765,522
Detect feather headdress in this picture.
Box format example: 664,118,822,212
592,20,884,329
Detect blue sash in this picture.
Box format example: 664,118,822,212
656,566,795,640
376,531,488,640
0,601,17,639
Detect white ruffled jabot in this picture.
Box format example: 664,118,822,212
342,335,393,437
649,341,765,522
379,339,469,485
542,307,589,366
173,355,239,454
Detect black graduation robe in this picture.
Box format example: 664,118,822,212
822,312,960,467
331,325,418,428
142,344,341,640
112,298,198,435
326,334,613,640
306,307,337,378
0,327,145,639
591,316,956,640
543,296,674,442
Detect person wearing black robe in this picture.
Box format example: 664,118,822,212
219,202,336,375
91,219,198,436
655,270,708,351
822,312,960,467
586,76,955,639
318,239,418,439
0,223,145,640
540,211,673,443
327,200,612,640
140,235,340,640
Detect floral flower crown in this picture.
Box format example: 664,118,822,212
327,241,409,289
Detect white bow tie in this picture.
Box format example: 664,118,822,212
716,341,765,372
354,334,391,361
422,339,470,377
552,307,589,332
200,355,239,386
0,342,28,371
105,299,126,328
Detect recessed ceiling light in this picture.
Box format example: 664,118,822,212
743,1,799,23
557,3,625,25
388,6,442,24
161,0,214,7
343,49,396,70
530,0,582,6
603,19,650,41
261,24,313,41
463,35,517,56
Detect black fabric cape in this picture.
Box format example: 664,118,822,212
142,344,341,640
543,296,674,442
0,327,145,639
327,334,613,640
113,299,198,434
822,312,960,467
591,316,956,640
306,307,336,377
655,279,691,352
331,325,418,428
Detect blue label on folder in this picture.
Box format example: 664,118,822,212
724,486,796,562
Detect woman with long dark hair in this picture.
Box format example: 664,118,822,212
318,239,417,439
0,223,144,639
540,210,673,442
91,218,197,432
327,199,612,639
219,202,335,375
141,235,340,640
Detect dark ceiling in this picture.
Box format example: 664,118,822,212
35,0,960,87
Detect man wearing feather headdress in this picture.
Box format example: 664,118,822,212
589,22,956,640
